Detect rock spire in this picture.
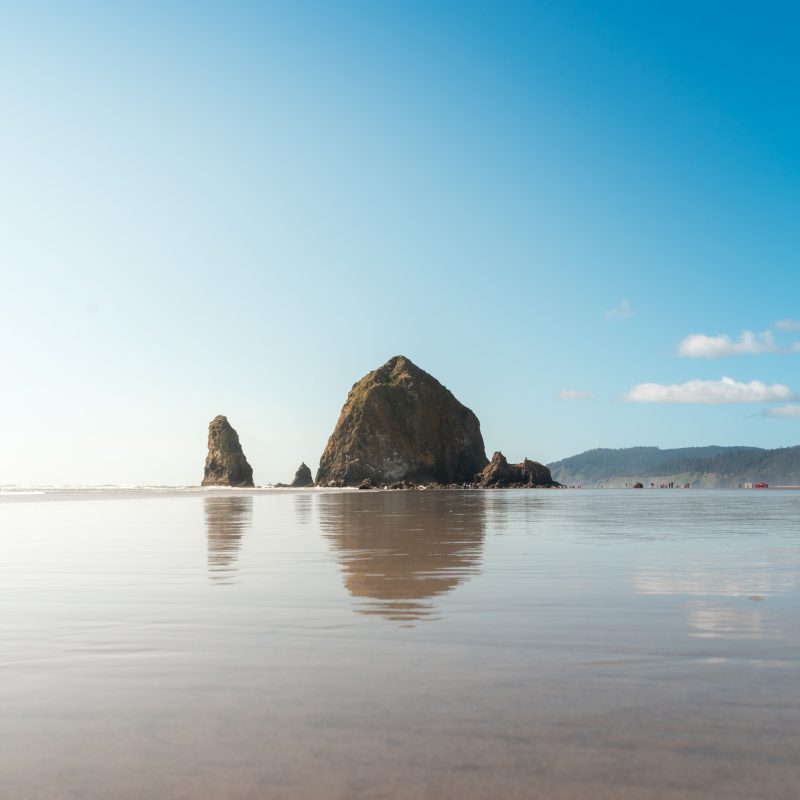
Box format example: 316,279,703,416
202,415,254,487
290,462,314,487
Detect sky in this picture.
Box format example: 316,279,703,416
2,0,799,485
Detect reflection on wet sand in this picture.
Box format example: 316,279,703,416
319,491,485,622
634,548,800,642
685,599,782,640
3,490,800,799
634,555,800,597
204,496,253,583
293,492,314,526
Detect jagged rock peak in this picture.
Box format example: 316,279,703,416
475,451,559,488
290,462,314,487
202,415,254,487
316,355,488,487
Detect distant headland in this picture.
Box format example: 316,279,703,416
548,445,800,489
202,355,559,489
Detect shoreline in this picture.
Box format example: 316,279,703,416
3,484,799,506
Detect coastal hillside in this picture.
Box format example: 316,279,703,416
548,445,800,487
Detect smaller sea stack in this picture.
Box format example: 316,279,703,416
290,462,314,487
202,415,255,487
475,451,559,488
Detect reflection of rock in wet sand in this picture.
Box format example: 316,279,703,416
293,492,314,526
318,491,485,622
204,496,253,583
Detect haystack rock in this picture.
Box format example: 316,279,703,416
290,462,314,487
202,415,254,487
475,451,559,488
316,355,488,487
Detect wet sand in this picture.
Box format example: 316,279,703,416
0,489,798,799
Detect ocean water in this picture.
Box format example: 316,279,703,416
0,488,798,799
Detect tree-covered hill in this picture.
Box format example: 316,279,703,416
547,445,800,487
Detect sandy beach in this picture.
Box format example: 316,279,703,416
1,488,798,799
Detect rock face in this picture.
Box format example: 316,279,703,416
290,462,314,487
316,355,488,487
475,451,559,488
202,415,254,487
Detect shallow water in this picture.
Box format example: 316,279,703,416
1,489,798,799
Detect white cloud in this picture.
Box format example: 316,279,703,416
677,330,777,358
775,319,800,331
557,389,592,400
604,299,632,321
792,342,800,353
625,376,794,404
764,404,800,418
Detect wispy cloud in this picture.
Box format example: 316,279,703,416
775,319,800,331
557,389,592,400
625,376,794,404
764,404,800,418
604,299,632,321
677,330,777,358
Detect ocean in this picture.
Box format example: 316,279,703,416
1,488,798,799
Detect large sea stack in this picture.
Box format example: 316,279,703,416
475,451,559,488
316,355,488,487
202,415,255,487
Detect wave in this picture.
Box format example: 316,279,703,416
0,484,321,501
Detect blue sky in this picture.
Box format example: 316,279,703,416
2,1,799,484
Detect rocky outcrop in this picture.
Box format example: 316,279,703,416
316,355,488,487
290,462,314,487
475,451,559,488
202,415,254,487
